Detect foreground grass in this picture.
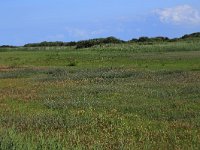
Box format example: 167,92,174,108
0,41,200,149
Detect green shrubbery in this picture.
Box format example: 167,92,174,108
181,32,200,39
0,45,16,48
24,41,78,47
24,41,65,47
1,32,199,48
75,37,124,49
129,36,169,43
23,37,124,49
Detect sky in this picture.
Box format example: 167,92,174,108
0,0,200,45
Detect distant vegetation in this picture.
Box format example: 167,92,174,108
0,45,16,48
24,41,77,47
1,32,200,49
75,37,124,49
130,36,170,43
23,37,124,49
181,32,200,39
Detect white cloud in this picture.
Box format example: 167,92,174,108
65,27,88,39
154,5,200,25
44,34,65,41
65,27,106,39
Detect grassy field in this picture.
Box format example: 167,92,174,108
0,40,200,149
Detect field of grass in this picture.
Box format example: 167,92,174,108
0,40,200,149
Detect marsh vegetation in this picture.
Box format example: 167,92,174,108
0,34,200,149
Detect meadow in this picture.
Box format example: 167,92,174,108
0,39,200,149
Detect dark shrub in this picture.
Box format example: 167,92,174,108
181,32,200,39
0,45,16,48
64,41,77,46
137,37,150,42
24,41,65,47
76,37,124,49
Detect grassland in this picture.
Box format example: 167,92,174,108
0,40,200,149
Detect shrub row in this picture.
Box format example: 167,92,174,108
1,32,200,49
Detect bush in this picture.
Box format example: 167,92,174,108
0,45,16,48
137,37,150,42
102,36,124,44
75,37,124,49
76,40,95,49
24,41,64,47
64,41,77,46
181,32,200,39
129,36,169,43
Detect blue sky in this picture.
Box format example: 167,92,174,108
0,0,200,45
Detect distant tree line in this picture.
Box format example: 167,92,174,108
23,37,124,49
75,37,125,49
181,32,200,39
1,32,200,48
24,41,77,47
129,36,170,43
0,45,16,48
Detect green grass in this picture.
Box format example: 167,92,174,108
0,41,200,149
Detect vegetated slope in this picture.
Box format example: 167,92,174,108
181,32,200,39
0,37,200,149
19,32,200,49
